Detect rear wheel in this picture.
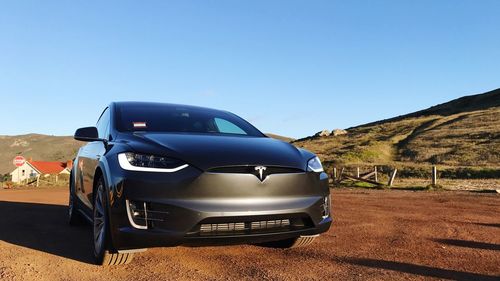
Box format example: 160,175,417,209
259,235,318,248
93,177,134,265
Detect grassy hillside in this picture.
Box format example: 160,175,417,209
0,134,81,175
1,88,498,177
294,88,500,167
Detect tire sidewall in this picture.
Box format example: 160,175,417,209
68,172,79,224
93,177,110,264
68,189,74,219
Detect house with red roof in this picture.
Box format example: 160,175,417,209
10,160,73,183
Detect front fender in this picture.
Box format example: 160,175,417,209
96,156,121,252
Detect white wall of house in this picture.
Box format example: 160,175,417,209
59,169,70,175
10,163,39,183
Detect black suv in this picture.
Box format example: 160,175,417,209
69,102,332,265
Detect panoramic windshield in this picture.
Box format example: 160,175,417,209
116,103,265,137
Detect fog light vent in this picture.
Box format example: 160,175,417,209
321,195,331,219
126,199,148,229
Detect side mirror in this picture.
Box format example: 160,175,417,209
74,127,100,142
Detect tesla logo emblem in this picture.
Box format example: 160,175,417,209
254,166,267,181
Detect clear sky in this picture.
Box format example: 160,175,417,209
1,1,499,138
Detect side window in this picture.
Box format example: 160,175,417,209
214,118,247,135
96,108,110,139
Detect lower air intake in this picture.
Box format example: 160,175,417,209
199,219,291,236
250,219,290,230
200,222,246,233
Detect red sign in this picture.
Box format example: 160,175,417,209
13,156,25,167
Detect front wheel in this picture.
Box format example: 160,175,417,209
93,177,133,266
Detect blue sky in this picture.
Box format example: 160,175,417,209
1,1,499,138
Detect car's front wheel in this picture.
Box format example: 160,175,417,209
93,177,134,266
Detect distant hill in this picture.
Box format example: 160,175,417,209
294,88,500,167
0,134,81,175
2,89,498,176
357,88,500,128
0,132,295,175
265,133,295,142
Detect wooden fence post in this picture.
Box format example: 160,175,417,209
432,166,437,186
388,168,398,187
333,167,337,180
374,166,378,182
339,167,345,182
356,167,360,178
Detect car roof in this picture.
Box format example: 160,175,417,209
113,101,228,114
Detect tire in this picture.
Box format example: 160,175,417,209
259,235,318,249
93,177,134,266
68,173,83,226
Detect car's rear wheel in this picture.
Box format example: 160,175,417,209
259,235,318,248
93,177,134,266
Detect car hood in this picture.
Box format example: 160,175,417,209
122,133,310,171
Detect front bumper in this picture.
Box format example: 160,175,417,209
105,164,332,250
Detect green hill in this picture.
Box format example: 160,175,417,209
294,88,500,167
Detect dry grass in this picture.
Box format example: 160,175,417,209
400,109,500,165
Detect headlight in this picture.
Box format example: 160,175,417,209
307,156,324,172
118,153,188,173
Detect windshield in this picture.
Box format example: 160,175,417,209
115,103,265,137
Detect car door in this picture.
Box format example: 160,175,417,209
77,108,110,211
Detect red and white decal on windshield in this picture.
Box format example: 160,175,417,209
133,122,147,128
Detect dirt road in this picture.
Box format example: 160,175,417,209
0,187,498,280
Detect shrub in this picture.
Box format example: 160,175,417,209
439,167,500,179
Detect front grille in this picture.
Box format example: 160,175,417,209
208,166,303,175
189,216,311,237
250,219,290,230
200,222,247,234
198,219,291,236
207,165,303,181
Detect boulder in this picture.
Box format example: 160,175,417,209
315,130,331,137
331,129,347,136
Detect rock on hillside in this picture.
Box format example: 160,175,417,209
313,129,347,137
315,130,331,137
331,129,347,136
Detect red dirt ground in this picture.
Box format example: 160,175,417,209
0,187,498,280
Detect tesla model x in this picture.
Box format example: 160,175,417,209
69,102,332,265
